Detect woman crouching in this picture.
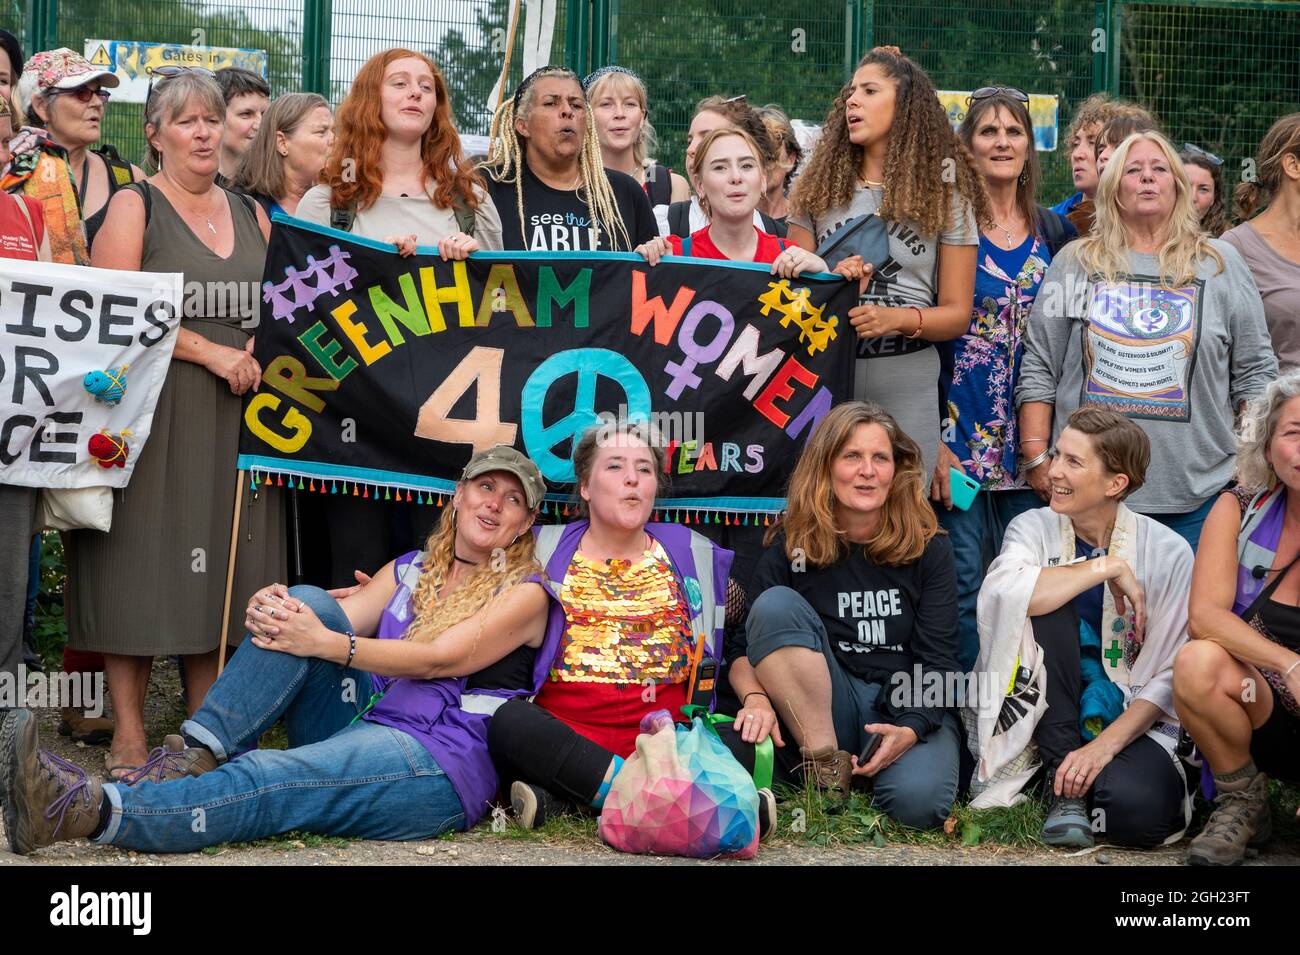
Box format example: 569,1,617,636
970,407,1194,849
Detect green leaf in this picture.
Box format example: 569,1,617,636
961,822,983,846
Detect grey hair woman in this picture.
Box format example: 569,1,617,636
1175,368,1300,866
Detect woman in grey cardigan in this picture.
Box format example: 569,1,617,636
1016,130,1277,551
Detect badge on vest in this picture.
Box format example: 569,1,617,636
682,576,703,613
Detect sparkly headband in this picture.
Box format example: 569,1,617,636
582,65,643,92
512,65,579,111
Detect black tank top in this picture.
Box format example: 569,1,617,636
464,643,537,693
82,148,135,249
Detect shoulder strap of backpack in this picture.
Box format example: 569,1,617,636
681,234,692,256
451,191,476,238
646,164,672,207
330,204,356,232
668,200,690,237
1037,204,1065,255
93,144,136,189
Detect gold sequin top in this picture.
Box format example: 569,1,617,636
550,539,694,684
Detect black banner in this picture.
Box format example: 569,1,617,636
238,216,858,515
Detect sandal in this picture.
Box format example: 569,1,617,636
104,751,142,783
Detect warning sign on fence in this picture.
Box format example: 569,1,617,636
83,40,268,103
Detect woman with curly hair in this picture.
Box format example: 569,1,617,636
297,49,501,588
724,401,961,827
297,48,502,255
786,46,989,486
481,65,655,251
2,448,555,855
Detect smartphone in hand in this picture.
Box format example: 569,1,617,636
857,731,882,768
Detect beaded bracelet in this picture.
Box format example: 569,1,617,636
344,630,357,669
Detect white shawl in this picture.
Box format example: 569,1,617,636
964,504,1194,815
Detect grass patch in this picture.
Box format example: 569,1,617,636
200,830,355,854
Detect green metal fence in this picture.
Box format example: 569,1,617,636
2,0,1298,208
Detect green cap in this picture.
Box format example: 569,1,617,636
461,445,546,509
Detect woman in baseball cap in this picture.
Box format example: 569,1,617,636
2,445,570,854
3,47,142,262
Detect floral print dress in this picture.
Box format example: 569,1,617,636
943,233,1052,491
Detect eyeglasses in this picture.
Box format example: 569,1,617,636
50,85,110,104
1182,142,1223,167
968,86,1029,105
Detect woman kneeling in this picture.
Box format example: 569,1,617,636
1,447,552,855
971,408,1194,849
1174,373,1300,866
728,401,962,830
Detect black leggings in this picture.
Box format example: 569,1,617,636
1030,604,1190,848
488,699,760,806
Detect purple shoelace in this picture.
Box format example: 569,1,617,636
40,750,93,836
122,745,185,786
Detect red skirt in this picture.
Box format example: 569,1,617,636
534,678,689,758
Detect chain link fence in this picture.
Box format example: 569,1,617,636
2,0,1297,207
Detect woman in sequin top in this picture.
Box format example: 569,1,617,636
487,422,760,830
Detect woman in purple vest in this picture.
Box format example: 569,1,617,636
1174,372,1300,866
486,422,773,831
1,447,554,855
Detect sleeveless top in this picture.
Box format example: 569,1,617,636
132,181,266,328
82,148,137,249
1229,486,1300,718
362,550,539,826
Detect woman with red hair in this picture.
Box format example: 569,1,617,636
297,48,502,256
297,49,504,589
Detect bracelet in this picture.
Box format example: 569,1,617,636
905,305,924,339
343,630,357,669
1019,448,1052,472
1285,659,1300,679
1020,437,1049,446
742,691,770,706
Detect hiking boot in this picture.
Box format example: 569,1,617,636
121,735,217,786
757,787,777,842
1,709,104,855
1186,772,1271,866
1042,793,1094,848
58,706,115,745
799,745,853,795
511,780,557,829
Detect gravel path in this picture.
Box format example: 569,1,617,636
4,659,1297,867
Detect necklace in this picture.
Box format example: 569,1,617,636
453,553,480,566
858,176,884,189
170,183,221,235
990,216,1024,250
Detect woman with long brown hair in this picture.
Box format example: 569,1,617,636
786,46,988,487
725,401,962,829
231,92,333,217
297,48,502,589
3,448,554,855
1221,113,1300,372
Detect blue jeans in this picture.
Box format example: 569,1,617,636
745,586,961,830
937,489,1040,672
1147,496,1216,553
98,586,465,852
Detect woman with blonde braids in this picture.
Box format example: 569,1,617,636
481,65,656,251
786,46,988,486
2,447,556,854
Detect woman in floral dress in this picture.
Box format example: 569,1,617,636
933,89,1074,670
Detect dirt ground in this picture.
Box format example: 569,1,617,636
3,659,1298,867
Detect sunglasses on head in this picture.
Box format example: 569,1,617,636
145,65,217,110
1182,142,1223,167
50,84,110,104
968,86,1029,105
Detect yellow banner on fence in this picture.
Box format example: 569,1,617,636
938,91,1060,151
84,40,268,104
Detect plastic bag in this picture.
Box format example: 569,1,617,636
598,710,759,859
